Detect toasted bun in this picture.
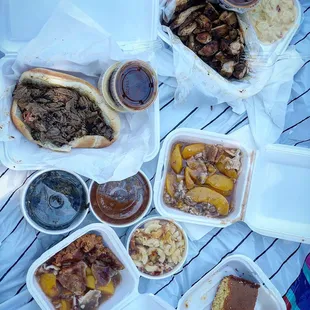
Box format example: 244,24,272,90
11,68,121,152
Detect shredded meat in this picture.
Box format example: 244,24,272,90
53,242,84,267
97,248,124,271
91,261,118,287
223,149,241,170
75,234,103,253
205,145,223,163
57,261,87,295
13,83,114,147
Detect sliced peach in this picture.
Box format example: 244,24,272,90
39,273,58,298
185,167,195,190
165,173,176,197
170,143,183,173
206,174,234,194
187,187,229,215
182,143,205,159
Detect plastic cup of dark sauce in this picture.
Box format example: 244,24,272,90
21,170,89,234
218,0,261,12
89,171,152,228
99,60,158,113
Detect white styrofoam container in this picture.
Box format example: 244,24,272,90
26,223,175,310
125,216,189,280
158,0,302,99
178,254,286,310
154,128,310,244
0,0,160,168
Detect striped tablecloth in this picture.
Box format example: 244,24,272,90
0,2,309,309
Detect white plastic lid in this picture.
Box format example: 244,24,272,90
0,0,158,54
123,294,174,310
245,144,310,243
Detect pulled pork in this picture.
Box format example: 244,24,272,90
13,83,114,147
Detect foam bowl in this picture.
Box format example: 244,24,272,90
126,216,189,280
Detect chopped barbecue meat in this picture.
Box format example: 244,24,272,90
212,19,222,27
53,243,84,267
179,35,189,43
13,83,114,147
205,145,221,163
187,156,207,172
91,261,118,287
76,234,103,253
178,11,201,32
167,1,248,81
79,290,102,309
193,27,206,34
229,29,238,41
220,61,235,78
211,24,229,39
223,149,241,170
195,14,212,31
210,59,222,71
219,11,238,28
53,234,105,266
215,51,229,63
170,5,205,29
175,0,190,13
178,21,197,36
220,38,231,53
187,34,203,52
198,40,219,57
97,248,125,271
57,261,87,295
196,32,212,44
204,3,219,21
233,63,248,79
227,40,244,56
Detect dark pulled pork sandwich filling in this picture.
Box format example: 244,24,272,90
13,83,114,147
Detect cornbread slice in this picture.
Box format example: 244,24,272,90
212,275,260,310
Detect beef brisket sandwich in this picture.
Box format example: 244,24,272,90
11,68,121,152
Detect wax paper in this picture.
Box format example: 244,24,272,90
0,0,156,183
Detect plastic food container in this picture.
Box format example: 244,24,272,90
88,170,153,228
0,0,160,168
178,254,286,310
154,128,310,244
26,223,175,310
158,0,302,99
20,169,89,235
126,216,189,280
98,60,158,113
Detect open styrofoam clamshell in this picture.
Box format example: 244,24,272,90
178,254,286,310
0,0,160,168
26,223,175,310
154,128,310,244
158,0,302,100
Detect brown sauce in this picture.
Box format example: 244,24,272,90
110,61,157,111
90,172,150,225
